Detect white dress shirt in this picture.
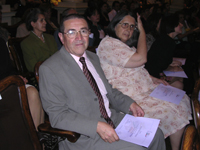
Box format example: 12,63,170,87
71,52,112,117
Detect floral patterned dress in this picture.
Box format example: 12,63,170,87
97,36,192,138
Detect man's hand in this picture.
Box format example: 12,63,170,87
129,102,144,117
97,121,119,143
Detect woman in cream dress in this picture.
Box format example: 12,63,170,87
97,11,192,150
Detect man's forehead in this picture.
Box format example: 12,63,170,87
63,18,88,30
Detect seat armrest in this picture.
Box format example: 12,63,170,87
38,121,80,143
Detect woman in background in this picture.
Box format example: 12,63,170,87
85,7,105,47
21,8,58,72
145,15,185,90
98,2,110,30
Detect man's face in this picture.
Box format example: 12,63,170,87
114,3,120,11
58,18,89,57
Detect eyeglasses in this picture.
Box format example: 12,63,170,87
118,22,137,30
63,28,90,39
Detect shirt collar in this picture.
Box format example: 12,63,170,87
70,52,87,64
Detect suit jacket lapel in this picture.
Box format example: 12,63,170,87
59,47,96,92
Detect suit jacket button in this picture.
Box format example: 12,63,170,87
94,98,98,101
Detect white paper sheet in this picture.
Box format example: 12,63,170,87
163,70,188,78
115,114,160,147
149,84,185,105
173,57,186,65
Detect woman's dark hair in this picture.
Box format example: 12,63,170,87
145,13,162,38
59,14,88,33
120,2,127,10
84,7,99,18
26,8,44,31
107,10,138,47
160,14,179,35
112,1,120,8
99,2,108,12
84,7,99,27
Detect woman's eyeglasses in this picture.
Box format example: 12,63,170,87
118,22,137,30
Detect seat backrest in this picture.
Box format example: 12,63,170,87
0,75,42,150
180,125,198,150
191,78,200,138
34,61,44,84
8,37,28,75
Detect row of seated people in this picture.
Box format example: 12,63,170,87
144,10,200,95
1,3,200,150
37,11,200,150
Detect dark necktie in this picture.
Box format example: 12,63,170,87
79,57,115,128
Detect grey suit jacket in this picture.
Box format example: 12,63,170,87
39,46,135,150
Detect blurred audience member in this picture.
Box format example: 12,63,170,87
21,8,58,72
85,7,105,46
120,2,128,12
145,13,162,51
16,9,32,38
54,8,78,50
145,15,184,90
108,1,120,21
39,3,59,34
98,2,110,30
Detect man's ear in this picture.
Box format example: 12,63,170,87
58,32,64,44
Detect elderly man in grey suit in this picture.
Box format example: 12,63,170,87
39,14,166,150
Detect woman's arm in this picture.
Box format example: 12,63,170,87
125,14,147,68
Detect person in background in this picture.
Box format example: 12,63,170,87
54,8,78,50
119,2,128,12
97,11,192,150
21,8,58,72
108,1,120,21
39,13,166,150
16,9,32,38
85,7,105,47
0,37,44,131
39,3,59,34
144,13,162,51
98,2,110,30
145,15,185,90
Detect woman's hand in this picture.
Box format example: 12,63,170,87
170,60,182,67
150,75,169,85
166,66,183,72
136,13,144,33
